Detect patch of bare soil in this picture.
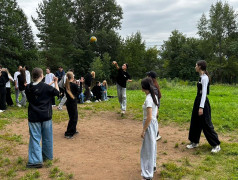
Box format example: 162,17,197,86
4,110,227,179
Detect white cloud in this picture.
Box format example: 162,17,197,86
16,0,238,47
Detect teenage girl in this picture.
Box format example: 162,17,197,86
64,72,83,138
187,60,221,153
140,77,158,180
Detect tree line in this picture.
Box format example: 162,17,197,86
0,0,238,83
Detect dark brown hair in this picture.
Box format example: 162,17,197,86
32,68,43,82
19,68,26,84
197,60,210,79
141,77,158,106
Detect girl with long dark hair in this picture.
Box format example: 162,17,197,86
64,72,83,138
187,60,221,153
140,77,158,180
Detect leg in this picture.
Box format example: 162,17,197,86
20,90,26,106
0,87,7,110
28,122,43,165
58,94,67,108
42,120,53,161
202,100,220,146
121,87,127,111
85,85,91,101
141,123,157,179
65,101,78,136
6,88,13,106
15,88,19,105
116,84,122,109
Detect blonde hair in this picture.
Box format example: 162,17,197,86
102,80,108,90
65,72,75,99
91,71,95,78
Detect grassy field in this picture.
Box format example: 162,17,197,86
0,81,237,179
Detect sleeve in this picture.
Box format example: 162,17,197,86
127,73,131,80
199,76,209,108
48,85,59,97
14,72,17,81
145,96,153,108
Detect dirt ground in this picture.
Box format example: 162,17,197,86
4,110,210,180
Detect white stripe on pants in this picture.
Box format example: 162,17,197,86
116,83,126,111
141,120,158,179
58,94,67,108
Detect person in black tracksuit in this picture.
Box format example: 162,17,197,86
0,65,9,112
64,72,83,138
187,60,221,153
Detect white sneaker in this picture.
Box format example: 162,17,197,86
85,100,92,103
211,145,221,153
186,142,199,149
52,105,56,107
17,104,22,107
156,134,162,141
57,106,63,110
0,110,4,113
95,100,99,102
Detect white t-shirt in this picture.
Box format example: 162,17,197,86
143,94,158,122
14,71,20,88
25,70,31,84
45,73,55,87
6,74,14,88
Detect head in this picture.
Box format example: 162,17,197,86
32,68,43,82
122,63,128,71
195,60,207,73
24,66,29,71
91,71,95,79
18,66,22,71
103,80,107,85
141,77,158,106
65,71,75,99
96,81,100,86
59,66,63,72
46,67,51,74
146,71,157,79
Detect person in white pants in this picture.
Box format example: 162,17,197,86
140,78,158,180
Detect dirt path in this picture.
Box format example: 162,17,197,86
5,110,208,179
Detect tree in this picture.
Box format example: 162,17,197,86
33,0,76,70
197,1,238,83
0,0,38,73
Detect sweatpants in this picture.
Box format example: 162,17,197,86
141,119,158,179
65,100,78,136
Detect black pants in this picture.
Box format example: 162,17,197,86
65,100,78,136
84,85,91,101
0,87,7,110
188,96,220,146
52,96,55,105
6,88,13,106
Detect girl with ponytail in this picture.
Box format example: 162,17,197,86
64,71,84,138
140,77,158,180
187,60,221,153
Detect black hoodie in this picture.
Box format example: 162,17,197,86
25,82,59,122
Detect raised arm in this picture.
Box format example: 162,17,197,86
112,61,120,70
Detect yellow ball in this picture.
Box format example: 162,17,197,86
90,36,97,42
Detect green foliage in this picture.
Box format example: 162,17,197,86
0,0,38,74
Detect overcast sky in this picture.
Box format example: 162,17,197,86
17,0,238,48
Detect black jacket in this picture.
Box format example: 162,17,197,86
25,82,59,122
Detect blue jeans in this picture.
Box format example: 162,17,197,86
78,92,84,103
101,90,108,101
28,120,53,165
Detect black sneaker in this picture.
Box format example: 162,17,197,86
26,163,43,168
154,166,157,172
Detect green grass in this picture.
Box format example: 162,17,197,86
0,82,237,179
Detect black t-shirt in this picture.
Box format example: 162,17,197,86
25,82,59,122
84,73,92,87
65,82,82,102
17,74,26,91
0,71,9,87
116,68,131,88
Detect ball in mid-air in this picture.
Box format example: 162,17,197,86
90,36,97,42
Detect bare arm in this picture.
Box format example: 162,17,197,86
54,77,59,91
112,61,120,70
141,107,152,138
